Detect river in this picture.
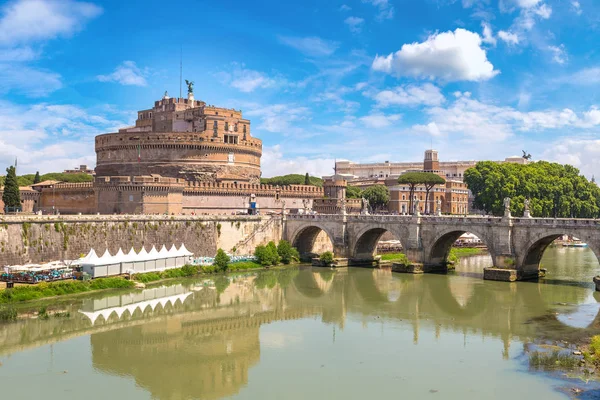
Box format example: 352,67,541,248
0,247,599,399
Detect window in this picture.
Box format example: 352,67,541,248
213,121,218,128
224,122,229,131
243,125,247,133
228,153,235,163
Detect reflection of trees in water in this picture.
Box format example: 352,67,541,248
254,270,278,289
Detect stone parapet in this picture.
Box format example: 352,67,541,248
184,182,323,198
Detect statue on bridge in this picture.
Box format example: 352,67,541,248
523,198,532,218
435,199,442,216
361,197,370,215
413,198,421,216
503,197,511,218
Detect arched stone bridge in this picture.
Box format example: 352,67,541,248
284,214,600,282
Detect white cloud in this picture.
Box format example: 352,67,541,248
261,145,334,178
547,45,567,65
533,3,552,18
571,1,582,15
481,22,496,46
514,0,541,8
413,95,600,143
362,0,394,20
245,103,311,134
0,0,102,46
372,83,445,107
372,28,499,82
345,16,365,33
498,30,520,45
564,68,600,85
412,122,442,137
339,4,351,11
277,35,339,57
0,63,61,97
542,138,600,179
0,100,129,174
97,61,148,86
359,113,401,128
217,64,278,93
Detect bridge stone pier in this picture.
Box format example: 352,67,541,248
284,214,600,283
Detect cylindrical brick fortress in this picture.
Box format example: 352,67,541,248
94,95,262,183
95,132,262,182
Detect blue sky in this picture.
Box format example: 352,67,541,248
1,0,599,178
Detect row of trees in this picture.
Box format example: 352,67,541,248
0,171,92,187
464,161,600,218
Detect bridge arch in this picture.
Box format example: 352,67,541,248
350,224,410,261
426,226,496,268
289,223,336,260
517,229,600,279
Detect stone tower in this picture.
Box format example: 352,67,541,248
423,149,439,172
323,175,347,200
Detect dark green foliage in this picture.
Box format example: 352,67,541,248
304,172,310,185
277,240,299,264
214,249,231,272
362,185,390,211
261,174,323,187
133,265,201,283
320,251,335,266
254,241,280,266
2,166,21,210
33,171,41,184
464,161,600,217
529,351,578,370
346,185,363,199
227,261,263,271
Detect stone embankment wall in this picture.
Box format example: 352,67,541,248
0,215,283,266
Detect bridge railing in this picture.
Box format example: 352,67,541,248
511,217,600,227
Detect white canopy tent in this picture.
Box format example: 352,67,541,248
79,244,194,278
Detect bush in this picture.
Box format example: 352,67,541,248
228,261,263,271
277,240,300,264
214,249,231,272
320,251,335,266
255,242,279,266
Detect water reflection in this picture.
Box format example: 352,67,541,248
0,247,598,399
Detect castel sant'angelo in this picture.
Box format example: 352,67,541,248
10,85,323,215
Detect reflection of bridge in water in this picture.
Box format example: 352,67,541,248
1,268,600,398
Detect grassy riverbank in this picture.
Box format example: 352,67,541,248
0,277,134,304
132,261,265,284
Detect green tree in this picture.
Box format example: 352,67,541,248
254,242,279,266
320,251,335,266
304,172,310,185
277,240,299,264
2,166,21,212
362,185,390,212
33,171,41,184
420,172,446,214
463,161,600,218
346,185,363,199
213,249,230,272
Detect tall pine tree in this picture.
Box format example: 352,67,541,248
304,172,310,185
2,166,21,212
33,171,41,184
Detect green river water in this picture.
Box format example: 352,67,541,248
1,246,600,399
